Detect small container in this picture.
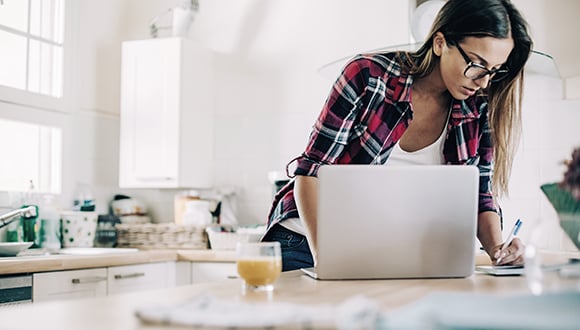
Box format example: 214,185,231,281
21,205,39,248
174,191,201,224
38,195,61,252
72,184,96,212
94,214,119,248
182,200,212,226
60,211,98,247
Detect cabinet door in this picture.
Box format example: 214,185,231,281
119,37,214,189
33,268,107,302
107,262,170,295
191,262,237,284
120,38,179,187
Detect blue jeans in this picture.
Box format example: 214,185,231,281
262,224,314,271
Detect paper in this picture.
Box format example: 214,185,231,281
475,264,524,276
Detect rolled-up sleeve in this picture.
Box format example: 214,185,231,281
476,104,499,214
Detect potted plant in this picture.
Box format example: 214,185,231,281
541,147,580,249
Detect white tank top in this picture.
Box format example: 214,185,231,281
387,110,450,166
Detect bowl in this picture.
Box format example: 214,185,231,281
0,242,34,257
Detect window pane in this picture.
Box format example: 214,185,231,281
0,119,41,192
0,0,29,32
30,0,65,43
0,30,27,90
0,118,62,194
29,40,63,97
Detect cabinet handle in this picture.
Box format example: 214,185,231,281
113,272,145,280
71,276,107,284
135,177,174,181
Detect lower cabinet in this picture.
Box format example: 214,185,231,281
33,262,182,302
107,262,173,295
191,262,237,284
33,268,108,302
32,261,238,302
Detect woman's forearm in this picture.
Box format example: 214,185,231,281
477,211,504,259
294,175,319,253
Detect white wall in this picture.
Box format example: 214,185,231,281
50,0,579,251
68,0,412,224
500,74,580,251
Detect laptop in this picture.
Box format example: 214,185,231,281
301,165,478,280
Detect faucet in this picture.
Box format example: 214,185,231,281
0,206,37,229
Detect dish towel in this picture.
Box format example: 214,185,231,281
135,294,387,329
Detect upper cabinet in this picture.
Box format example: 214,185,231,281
119,37,214,189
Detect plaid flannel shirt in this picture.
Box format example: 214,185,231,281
267,52,498,228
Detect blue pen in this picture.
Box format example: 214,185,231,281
496,218,522,264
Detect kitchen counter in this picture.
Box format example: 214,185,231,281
0,249,237,275
0,266,579,329
2,248,577,276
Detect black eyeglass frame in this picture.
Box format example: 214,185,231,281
448,39,510,83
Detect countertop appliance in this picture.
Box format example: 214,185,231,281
0,274,33,306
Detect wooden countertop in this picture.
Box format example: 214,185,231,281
0,249,237,275
1,248,576,276
1,268,579,329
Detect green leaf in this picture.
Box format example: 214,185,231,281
540,183,580,214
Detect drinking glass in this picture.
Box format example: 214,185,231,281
236,242,282,292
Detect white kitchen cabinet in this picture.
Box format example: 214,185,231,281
33,268,107,303
119,37,214,188
191,262,237,284
33,262,187,302
107,262,172,295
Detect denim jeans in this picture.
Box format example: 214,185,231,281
262,224,314,271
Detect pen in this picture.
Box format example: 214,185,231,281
496,218,522,264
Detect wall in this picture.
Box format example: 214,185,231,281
101,0,413,224
500,74,580,251
22,0,578,251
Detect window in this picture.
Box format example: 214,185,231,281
0,118,62,193
0,0,65,97
0,0,66,195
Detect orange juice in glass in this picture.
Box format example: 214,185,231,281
236,242,282,292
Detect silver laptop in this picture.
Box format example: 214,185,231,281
301,165,478,280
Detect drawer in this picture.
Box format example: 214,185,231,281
107,262,169,295
33,268,107,302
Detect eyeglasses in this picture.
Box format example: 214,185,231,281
451,41,509,83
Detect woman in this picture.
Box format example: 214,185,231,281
263,0,533,271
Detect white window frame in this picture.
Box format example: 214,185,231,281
0,0,73,196
0,0,72,113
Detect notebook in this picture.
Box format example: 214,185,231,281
475,265,524,276
301,165,479,280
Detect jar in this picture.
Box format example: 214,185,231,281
182,200,212,226
174,191,201,224
94,214,119,248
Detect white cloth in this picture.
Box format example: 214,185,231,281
135,294,385,329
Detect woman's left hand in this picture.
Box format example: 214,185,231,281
492,237,525,266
